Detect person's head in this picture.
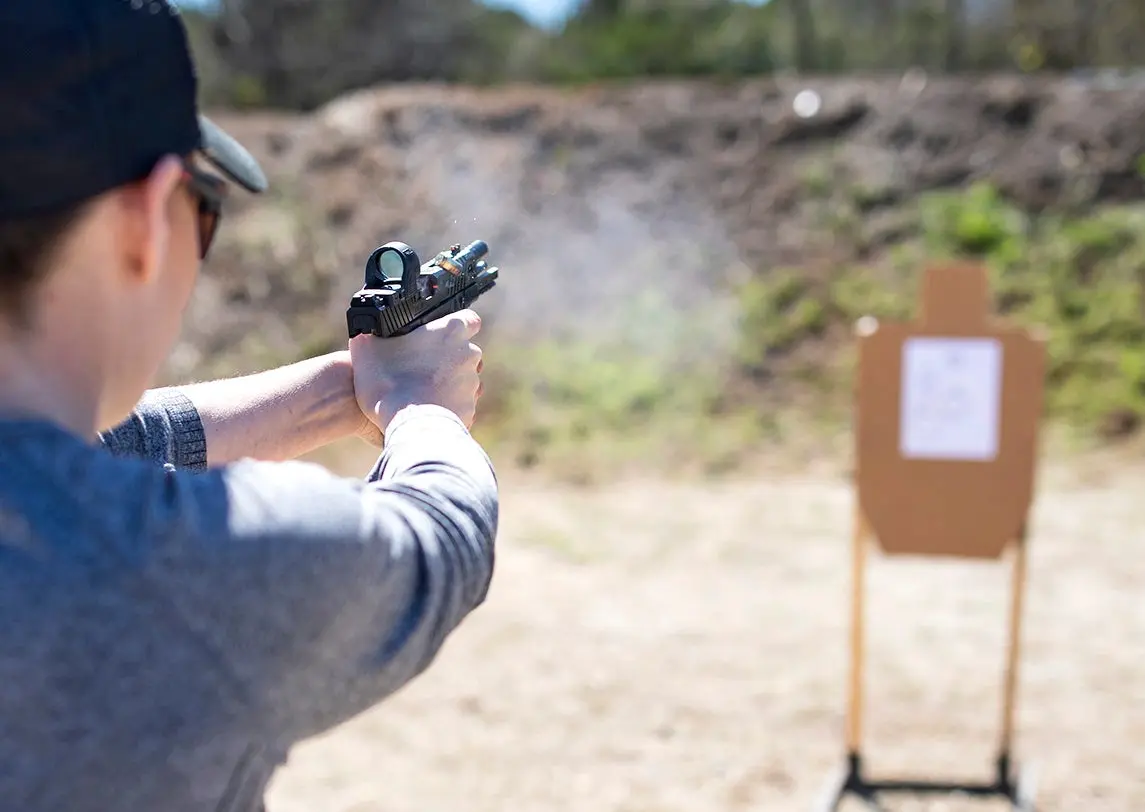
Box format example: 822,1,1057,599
0,0,267,432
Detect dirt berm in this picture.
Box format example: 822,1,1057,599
169,74,1145,416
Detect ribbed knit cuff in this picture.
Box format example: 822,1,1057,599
150,389,208,470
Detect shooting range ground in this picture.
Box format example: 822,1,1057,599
266,469,1145,812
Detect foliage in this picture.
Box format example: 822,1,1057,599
182,0,1145,110
535,2,778,82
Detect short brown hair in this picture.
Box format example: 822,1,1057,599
0,203,89,329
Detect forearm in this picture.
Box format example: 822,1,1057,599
177,351,368,466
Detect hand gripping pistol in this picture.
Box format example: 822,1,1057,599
346,239,500,339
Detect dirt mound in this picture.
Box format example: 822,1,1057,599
168,74,1145,387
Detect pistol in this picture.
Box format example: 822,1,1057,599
346,239,500,339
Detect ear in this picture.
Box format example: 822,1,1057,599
120,155,184,286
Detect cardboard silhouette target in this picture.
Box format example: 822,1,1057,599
816,262,1046,812
855,262,1045,559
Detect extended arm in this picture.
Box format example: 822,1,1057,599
134,403,498,742
99,351,374,469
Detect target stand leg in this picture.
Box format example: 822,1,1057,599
814,519,1039,812
814,750,1038,811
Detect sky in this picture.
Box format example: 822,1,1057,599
483,0,580,28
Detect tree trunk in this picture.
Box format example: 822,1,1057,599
790,0,816,72
945,0,966,70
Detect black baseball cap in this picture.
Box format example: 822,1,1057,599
0,0,268,220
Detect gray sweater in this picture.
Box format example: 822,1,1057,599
0,389,499,812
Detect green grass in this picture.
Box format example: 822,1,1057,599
919,183,1145,434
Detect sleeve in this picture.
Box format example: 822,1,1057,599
132,404,498,744
98,389,208,471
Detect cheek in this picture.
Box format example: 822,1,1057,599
166,204,201,309
174,251,200,311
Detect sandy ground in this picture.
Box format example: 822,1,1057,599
264,463,1145,812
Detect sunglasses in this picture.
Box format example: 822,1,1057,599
180,162,228,260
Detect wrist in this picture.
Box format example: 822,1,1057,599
326,350,373,437
332,350,388,447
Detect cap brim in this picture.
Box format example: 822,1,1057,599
198,115,268,194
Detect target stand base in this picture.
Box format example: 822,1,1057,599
815,752,1038,812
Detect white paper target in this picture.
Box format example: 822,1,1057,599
899,337,1003,461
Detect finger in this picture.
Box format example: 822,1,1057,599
442,309,482,340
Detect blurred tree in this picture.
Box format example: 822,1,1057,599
945,0,966,69
1107,0,1145,63
787,0,816,71
207,0,509,108
871,0,897,29
539,0,777,81
1072,0,1096,65
180,0,1145,111
580,0,624,18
